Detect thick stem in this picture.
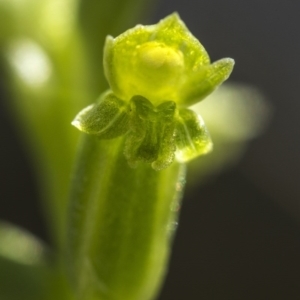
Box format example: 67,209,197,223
67,135,186,300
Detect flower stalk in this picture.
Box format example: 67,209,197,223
67,136,185,300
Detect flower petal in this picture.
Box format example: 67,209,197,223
179,58,235,107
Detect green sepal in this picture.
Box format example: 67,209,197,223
179,58,235,107
124,96,176,171
175,108,213,162
72,91,130,139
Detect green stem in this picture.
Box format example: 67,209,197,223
67,135,186,300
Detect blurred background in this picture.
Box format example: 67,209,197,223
1,0,300,299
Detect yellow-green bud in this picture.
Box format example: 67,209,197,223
104,12,234,106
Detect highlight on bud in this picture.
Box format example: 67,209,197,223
72,13,235,170
104,12,234,106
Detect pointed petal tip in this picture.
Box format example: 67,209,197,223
71,119,81,130
159,11,184,27
71,104,95,132
106,35,114,41
217,57,235,68
212,57,235,80
226,57,235,64
169,11,181,20
222,58,235,78
223,58,235,76
225,57,235,69
104,35,114,47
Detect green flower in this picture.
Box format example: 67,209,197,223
73,13,234,170
104,12,234,106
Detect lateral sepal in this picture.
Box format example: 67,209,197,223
72,91,130,139
175,108,213,162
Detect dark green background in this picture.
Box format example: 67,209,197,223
1,0,300,299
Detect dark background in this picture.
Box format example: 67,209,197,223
1,0,300,299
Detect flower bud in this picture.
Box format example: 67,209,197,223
104,13,234,106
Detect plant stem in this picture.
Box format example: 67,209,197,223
67,135,186,300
